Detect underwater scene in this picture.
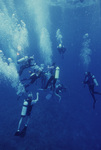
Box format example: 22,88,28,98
0,0,101,149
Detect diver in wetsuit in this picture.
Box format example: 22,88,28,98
17,55,35,76
57,44,66,58
21,64,44,89
44,63,59,90
55,83,66,102
83,72,101,109
15,92,39,137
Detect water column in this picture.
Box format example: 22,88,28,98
25,0,52,65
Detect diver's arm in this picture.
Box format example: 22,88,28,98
83,75,88,84
55,92,61,102
32,92,39,104
47,65,54,69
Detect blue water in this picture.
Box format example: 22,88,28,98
0,0,101,150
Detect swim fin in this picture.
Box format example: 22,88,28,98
46,93,52,100
14,130,20,136
20,126,27,137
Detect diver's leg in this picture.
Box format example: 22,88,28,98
90,92,96,109
30,75,38,84
53,78,57,88
24,78,32,88
24,78,36,88
94,91,101,95
15,117,23,136
89,89,96,102
21,78,29,81
24,83,30,88
55,92,61,102
25,116,30,127
89,88,96,109
19,65,26,76
17,117,23,131
45,76,53,89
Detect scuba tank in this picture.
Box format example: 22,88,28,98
21,100,28,116
55,66,60,79
92,75,99,86
17,56,28,64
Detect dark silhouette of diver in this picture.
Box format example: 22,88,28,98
21,65,44,89
17,55,35,76
22,72,42,89
15,92,39,137
83,72,101,109
44,63,57,90
55,83,66,102
57,44,66,58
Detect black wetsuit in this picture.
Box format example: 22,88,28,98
18,58,35,76
55,84,66,94
83,73,101,109
22,71,42,89
57,47,66,54
45,66,56,90
26,99,33,116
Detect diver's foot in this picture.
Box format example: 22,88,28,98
14,130,20,136
38,88,46,91
20,126,27,137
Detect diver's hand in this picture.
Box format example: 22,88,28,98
36,92,39,100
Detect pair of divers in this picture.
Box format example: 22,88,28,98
83,72,101,109
44,63,66,101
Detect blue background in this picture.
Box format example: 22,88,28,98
0,1,101,150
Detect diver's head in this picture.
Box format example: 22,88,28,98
85,72,91,76
8,58,12,63
59,44,62,48
40,64,44,70
83,33,89,39
28,93,33,99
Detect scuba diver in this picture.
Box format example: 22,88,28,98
15,92,39,137
39,64,47,89
57,44,66,58
45,82,66,101
17,55,36,76
21,64,44,89
55,83,66,102
44,63,60,91
83,72,101,109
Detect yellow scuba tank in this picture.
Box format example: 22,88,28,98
17,56,28,64
21,100,28,116
92,75,99,86
55,66,60,79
